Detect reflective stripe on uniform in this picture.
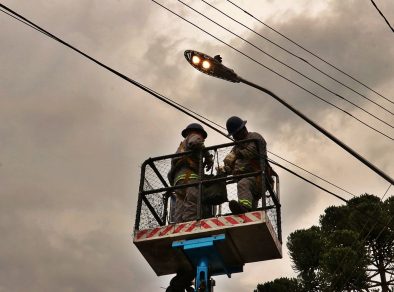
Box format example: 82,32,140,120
239,199,252,208
174,173,199,185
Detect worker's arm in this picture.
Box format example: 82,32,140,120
235,133,267,159
222,149,236,174
235,141,260,159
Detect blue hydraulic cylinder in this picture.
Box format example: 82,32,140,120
196,257,209,292
172,234,239,292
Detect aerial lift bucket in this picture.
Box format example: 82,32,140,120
132,140,282,289
133,209,282,276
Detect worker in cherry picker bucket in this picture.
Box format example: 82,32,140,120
167,123,214,223
166,123,213,292
222,116,268,214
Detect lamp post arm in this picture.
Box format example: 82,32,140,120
238,77,394,185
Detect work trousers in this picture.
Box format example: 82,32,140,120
237,176,266,210
174,182,199,223
173,179,212,223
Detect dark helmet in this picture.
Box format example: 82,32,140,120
181,123,208,139
226,116,247,136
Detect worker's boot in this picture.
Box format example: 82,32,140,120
229,200,251,215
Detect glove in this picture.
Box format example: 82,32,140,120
216,165,226,174
224,151,236,166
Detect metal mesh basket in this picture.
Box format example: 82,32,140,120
134,140,281,241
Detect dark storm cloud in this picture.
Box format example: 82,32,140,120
0,1,164,291
1,0,393,291
184,0,393,171
192,3,394,134
169,2,393,288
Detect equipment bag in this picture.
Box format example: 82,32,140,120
202,173,228,205
202,150,228,205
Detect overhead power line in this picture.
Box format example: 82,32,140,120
370,0,394,33
226,0,394,105
0,3,355,203
202,0,394,117
268,159,348,203
239,77,394,185
4,7,393,286
5,10,393,284
153,0,393,141
268,148,355,197
150,78,357,198
179,0,393,130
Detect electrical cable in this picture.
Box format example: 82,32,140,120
197,3,394,278
4,6,393,286
153,0,394,141
239,76,393,184
4,2,389,190
153,89,357,198
268,159,348,203
1,8,45,33
202,0,394,117
180,0,394,130
0,5,225,137
226,0,394,105
0,2,355,204
162,91,357,197
184,0,394,129
370,0,394,34
181,11,394,185
153,92,357,197
268,151,355,197
181,0,394,129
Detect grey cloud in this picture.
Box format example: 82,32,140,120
1,0,393,291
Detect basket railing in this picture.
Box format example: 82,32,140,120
134,139,281,242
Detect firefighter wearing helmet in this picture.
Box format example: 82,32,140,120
224,116,268,214
166,123,213,292
168,123,213,223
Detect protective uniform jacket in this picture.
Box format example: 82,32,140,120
224,132,267,175
224,131,267,211
168,133,213,223
168,133,209,186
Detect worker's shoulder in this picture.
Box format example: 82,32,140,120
247,131,265,141
175,140,185,151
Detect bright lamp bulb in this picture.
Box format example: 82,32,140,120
202,60,211,69
192,55,201,65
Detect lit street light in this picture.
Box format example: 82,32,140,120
184,50,393,185
185,50,239,82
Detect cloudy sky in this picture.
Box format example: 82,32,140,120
1,0,393,291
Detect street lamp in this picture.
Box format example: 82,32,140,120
184,49,393,185
184,50,240,83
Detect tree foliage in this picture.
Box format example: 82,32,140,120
287,226,323,291
254,277,302,292
319,194,394,291
256,194,394,292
